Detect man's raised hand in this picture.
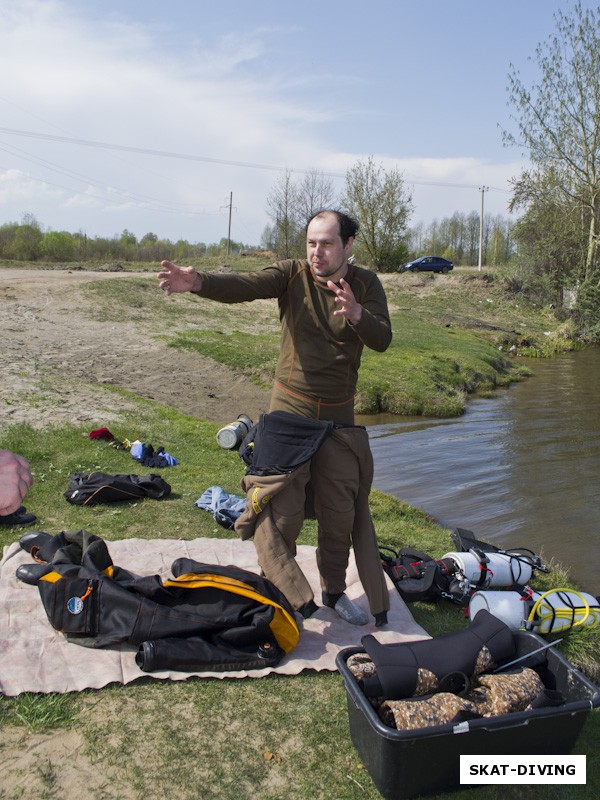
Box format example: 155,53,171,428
157,260,199,295
327,278,363,325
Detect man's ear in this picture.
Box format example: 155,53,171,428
345,236,354,256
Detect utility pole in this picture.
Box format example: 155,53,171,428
220,192,234,258
478,186,488,271
226,191,233,258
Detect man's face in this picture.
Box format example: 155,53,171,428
306,214,353,284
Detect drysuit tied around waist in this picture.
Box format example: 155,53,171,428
234,410,390,617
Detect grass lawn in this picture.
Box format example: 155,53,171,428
0,261,597,799
1,396,598,800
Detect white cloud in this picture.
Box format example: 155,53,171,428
322,152,524,223
0,168,64,207
0,0,528,243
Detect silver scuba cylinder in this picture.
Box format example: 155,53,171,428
216,414,253,450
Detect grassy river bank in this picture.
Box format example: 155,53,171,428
0,258,597,800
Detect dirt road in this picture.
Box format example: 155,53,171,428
1,266,275,796
0,268,271,431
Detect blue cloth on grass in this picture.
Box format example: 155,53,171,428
195,486,246,530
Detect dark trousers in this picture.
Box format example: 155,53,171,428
249,428,389,615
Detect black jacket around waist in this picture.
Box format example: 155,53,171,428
239,410,335,475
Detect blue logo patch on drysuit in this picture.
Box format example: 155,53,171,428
66,596,85,615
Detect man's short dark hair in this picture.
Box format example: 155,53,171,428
306,210,359,246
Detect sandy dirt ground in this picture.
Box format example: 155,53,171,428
0,726,138,800
1,267,272,799
0,268,271,431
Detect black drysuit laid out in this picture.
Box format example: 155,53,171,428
25,530,300,673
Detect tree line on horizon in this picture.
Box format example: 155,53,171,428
0,216,225,265
0,197,516,272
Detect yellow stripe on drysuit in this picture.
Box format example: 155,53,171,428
39,571,62,583
38,565,115,583
163,572,300,654
251,487,272,515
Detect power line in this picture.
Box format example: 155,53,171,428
0,141,196,213
0,126,511,193
0,162,220,220
0,133,231,218
0,126,298,172
0,93,234,205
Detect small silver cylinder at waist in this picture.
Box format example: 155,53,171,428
216,414,253,450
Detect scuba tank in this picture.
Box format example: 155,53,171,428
216,414,253,450
443,526,548,591
441,549,534,589
469,587,600,634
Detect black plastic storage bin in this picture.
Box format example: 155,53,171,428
336,631,600,800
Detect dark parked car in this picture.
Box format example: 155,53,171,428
401,256,453,274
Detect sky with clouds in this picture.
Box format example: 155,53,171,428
0,0,592,246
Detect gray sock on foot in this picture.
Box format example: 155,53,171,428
333,594,369,626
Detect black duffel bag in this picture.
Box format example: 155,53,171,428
64,471,171,505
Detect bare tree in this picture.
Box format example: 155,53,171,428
265,168,337,258
265,169,303,258
465,212,481,265
295,168,335,223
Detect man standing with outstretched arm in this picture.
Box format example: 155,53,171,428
157,210,392,626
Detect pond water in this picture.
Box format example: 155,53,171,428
363,346,600,596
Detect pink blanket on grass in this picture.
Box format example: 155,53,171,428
0,537,428,696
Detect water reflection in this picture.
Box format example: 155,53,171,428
364,347,600,596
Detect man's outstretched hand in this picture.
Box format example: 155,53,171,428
157,260,201,295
